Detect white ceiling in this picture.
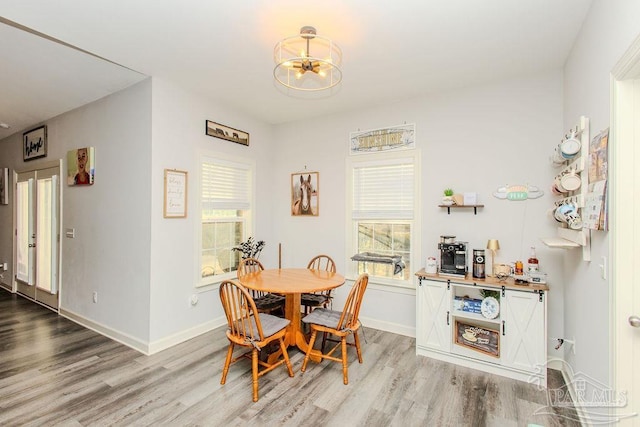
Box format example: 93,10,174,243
0,0,593,141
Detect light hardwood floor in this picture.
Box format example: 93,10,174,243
0,289,581,426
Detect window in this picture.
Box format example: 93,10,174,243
347,152,420,287
199,156,254,287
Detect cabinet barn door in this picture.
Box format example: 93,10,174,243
417,280,451,352
502,290,546,375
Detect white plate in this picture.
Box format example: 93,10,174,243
481,296,500,319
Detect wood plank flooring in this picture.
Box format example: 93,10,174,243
0,289,582,426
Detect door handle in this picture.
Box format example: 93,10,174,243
629,315,640,328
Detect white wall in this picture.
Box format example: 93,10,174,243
562,0,640,388
0,79,153,344
147,79,278,346
273,71,565,343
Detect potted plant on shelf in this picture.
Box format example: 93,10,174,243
442,188,455,205
232,237,266,260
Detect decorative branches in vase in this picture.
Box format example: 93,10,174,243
232,237,266,260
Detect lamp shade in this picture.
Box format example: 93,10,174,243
486,239,500,251
273,26,342,92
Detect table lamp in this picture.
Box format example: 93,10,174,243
486,239,500,277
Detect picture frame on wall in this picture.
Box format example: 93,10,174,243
164,169,188,218
205,120,249,146
0,168,8,205
67,147,95,186
291,172,319,216
23,125,47,161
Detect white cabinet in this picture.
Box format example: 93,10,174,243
416,270,548,385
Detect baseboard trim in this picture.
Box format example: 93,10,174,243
147,317,226,355
556,359,590,427
60,308,150,355
359,315,415,338
60,308,228,356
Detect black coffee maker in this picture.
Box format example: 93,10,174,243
438,236,468,276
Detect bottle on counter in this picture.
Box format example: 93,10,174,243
515,260,524,275
527,246,539,272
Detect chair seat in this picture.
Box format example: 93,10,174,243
301,308,343,328
254,293,285,312
301,293,329,307
234,313,290,340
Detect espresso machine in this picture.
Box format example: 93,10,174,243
438,236,468,276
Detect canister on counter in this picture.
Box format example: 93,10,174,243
472,249,485,279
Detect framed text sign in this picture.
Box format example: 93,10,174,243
23,125,47,161
164,169,188,218
454,320,500,358
349,123,415,155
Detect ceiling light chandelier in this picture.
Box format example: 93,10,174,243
273,26,342,92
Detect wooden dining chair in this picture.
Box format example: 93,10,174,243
237,258,285,315
300,273,369,385
302,254,336,314
219,280,294,402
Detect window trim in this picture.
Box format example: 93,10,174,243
345,150,421,289
196,152,256,289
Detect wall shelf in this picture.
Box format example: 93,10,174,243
438,204,484,215
540,236,581,249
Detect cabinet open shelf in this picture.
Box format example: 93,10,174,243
452,310,501,325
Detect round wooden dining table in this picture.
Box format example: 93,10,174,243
238,268,345,362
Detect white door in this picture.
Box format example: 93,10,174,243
612,39,640,424
416,279,451,352
502,289,545,374
15,164,61,309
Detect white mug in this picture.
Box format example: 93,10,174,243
560,130,581,159
560,169,581,192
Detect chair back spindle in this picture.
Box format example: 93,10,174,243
219,280,263,341
337,273,368,331
307,255,336,272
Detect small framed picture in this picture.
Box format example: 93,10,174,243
23,125,47,161
67,147,95,186
291,172,319,216
0,168,9,205
164,169,188,218
205,120,249,146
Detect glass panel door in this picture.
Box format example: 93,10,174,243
16,174,35,287
15,165,60,309
36,175,58,294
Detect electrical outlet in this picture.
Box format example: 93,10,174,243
2,262,7,271
93,292,98,303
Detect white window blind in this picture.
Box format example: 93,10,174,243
352,160,414,220
201,159,250,211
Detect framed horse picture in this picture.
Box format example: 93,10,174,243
291,172,319,216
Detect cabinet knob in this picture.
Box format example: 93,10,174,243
629,315,640,328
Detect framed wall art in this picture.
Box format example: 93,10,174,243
0,168,8,205
205,120,249,146
67,147,95,186
23,125,47,161
291,172,319,216
349,123,415,155
164,169,188,218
